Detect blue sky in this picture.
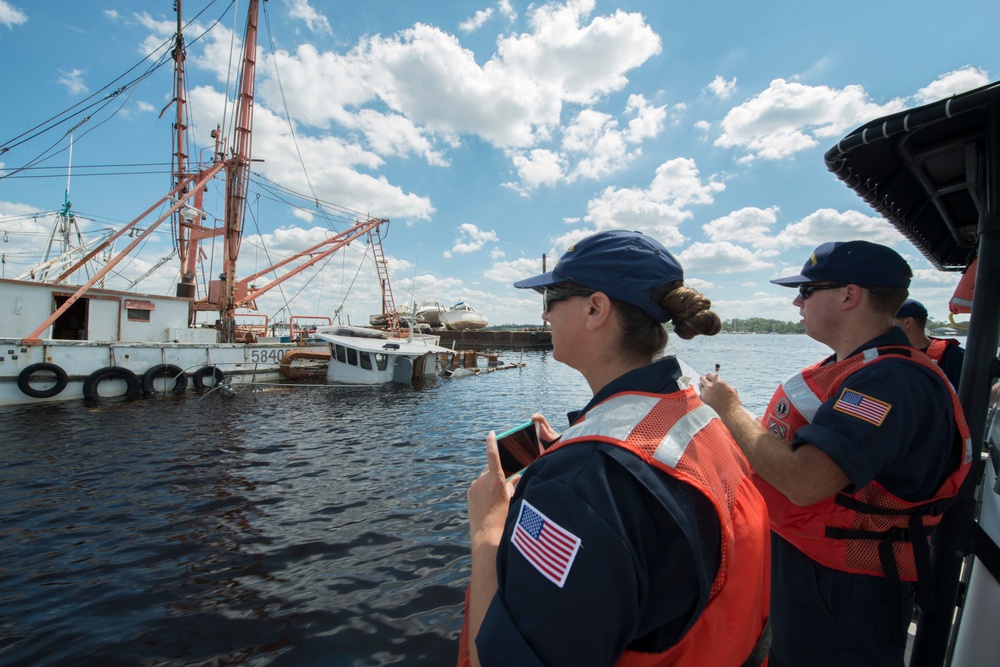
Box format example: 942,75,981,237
0,0,996,328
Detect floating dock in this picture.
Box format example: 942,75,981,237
436,329,551,351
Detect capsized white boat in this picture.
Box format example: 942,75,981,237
440,302,488,331
370,303,415,327
414,301,447,327
315,326,450,385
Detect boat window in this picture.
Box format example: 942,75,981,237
375,353,388,371
335,345,347,363
360,352,372,370
347,347,358,366
127,309,152,323
124,299,155,323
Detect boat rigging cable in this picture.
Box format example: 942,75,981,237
0,0,233,175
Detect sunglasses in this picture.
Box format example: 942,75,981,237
542,286,595,311
797,283,846,300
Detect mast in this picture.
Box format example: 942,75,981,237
217,0,260,343
172,0,194,302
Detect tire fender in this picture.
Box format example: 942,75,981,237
17,362,69,399
83,366,142,400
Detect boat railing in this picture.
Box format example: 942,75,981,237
287,315,333,343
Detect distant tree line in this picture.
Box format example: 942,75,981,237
723,318,806,334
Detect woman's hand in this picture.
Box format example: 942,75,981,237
468,431,518,549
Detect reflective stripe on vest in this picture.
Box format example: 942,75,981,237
560,394,718,469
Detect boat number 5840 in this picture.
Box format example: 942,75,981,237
249,349,291,364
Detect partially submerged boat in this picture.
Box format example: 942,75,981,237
440,302,489,331
0,1,410,405
315,325,450,385
824,80,1000,666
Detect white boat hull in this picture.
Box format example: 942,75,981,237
439,312,488,331
0,337,329,406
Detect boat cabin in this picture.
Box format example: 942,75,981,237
0,278,217,343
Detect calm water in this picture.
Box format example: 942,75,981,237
0,334,827,666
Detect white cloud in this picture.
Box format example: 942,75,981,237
506,93,666,191
505,149,567,193
498,0,517,20
57,68,87,95
583,157,724,243
287,0,332,34
624,94,667,142
446,223,499,257
702,206,779,249
0,0,27,28
914,67,991,105
678,241,773,275
459,8,493,32
911,268,961,286
485,256,549,284
707,75,736,99
716,79,907,162
770,208,907,249
188,87,435,222
326,0,660,148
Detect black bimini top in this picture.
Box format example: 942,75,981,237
825,81,1000,271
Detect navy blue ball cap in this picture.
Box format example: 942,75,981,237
895,298,928,319
513,230,683,323
771,240,911,289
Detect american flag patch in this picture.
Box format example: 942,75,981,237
833,388,892,426
511,501,581,588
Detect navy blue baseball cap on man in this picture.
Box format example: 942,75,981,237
771,240,912,289
895,298,928,319
513,230,683,323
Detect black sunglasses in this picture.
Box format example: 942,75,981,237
542,286,595,311
797,283,846,300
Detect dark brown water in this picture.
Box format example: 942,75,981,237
0,337,826,665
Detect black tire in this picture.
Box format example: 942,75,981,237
141,364,188,394
17,362,69,399
83,366,142,400
192,365,225,390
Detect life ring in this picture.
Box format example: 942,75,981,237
949,256,976,315
83,366,142,400
17,362,69,399
141,364,188,394
192,365,225,390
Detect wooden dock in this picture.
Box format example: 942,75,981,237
435,329,551,351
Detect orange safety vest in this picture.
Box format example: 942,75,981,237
758,345,972,581
458,387,771,667
924,337,960,366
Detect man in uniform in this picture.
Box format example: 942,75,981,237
894,298,965,388
700,240,970,667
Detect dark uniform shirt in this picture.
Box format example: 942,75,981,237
475,357,722,666
924,337,965,389
770,328,961,667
